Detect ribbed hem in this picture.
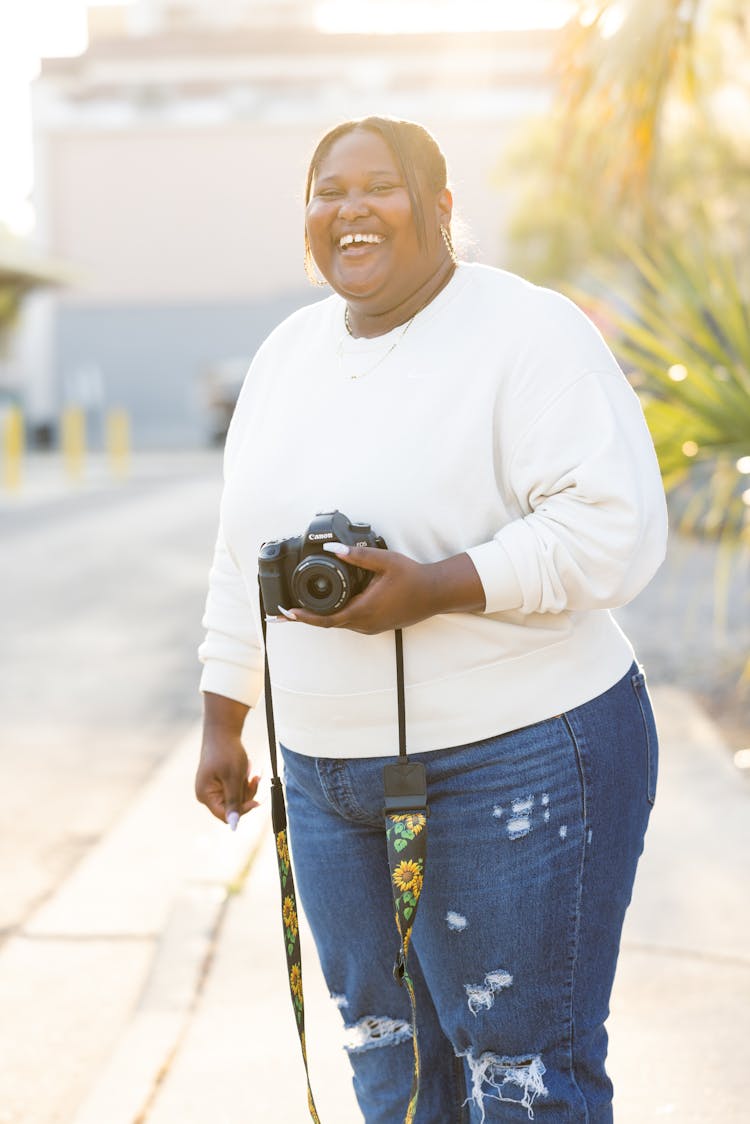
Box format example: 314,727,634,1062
271,611,635,758
465,540,524,614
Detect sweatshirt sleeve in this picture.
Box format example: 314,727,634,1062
465,368,668,615
197,334,276,705
198,523,264,705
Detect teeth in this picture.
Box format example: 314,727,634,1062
339,233,385,249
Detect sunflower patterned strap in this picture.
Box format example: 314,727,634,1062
272,787,321,1124
383,752,428,1124
384,800,428,1124
259,584,321,1123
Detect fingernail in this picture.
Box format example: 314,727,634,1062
323,542,350,555
227,811,240,831
278,605,298,620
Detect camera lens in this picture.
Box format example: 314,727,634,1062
309,575,333,600
291,557,349,615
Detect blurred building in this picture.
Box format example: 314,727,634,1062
18,0,559,446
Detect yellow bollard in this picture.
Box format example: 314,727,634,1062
61,406,86,481
106,407,130,479
2,405,24,491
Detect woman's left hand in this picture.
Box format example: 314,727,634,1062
278,545,485,634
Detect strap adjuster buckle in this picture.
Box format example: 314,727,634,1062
383,760,427,814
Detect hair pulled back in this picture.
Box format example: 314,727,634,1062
303,116,450,284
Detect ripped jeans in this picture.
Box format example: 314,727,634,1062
280,662,657,1123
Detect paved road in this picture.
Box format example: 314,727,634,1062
0,453,223,937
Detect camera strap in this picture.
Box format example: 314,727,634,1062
382,626,428,1124
259,590,321,1124
258,586,428,1124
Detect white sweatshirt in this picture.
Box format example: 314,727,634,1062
199,263,667,758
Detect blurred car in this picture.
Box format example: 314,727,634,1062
201,357,249,444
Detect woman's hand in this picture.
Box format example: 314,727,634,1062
282,545,485,635
195,693,259,827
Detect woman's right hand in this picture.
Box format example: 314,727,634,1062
195,692,259,827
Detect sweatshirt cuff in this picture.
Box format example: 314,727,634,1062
199,660,263,708
465,540,524,615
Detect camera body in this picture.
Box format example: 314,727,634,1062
258,510,386,616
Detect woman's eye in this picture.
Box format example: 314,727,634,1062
370,184,394,193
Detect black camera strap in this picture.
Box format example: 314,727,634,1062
258,586,428,1124
259,591,321,1124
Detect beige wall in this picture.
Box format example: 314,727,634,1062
45,117,520,305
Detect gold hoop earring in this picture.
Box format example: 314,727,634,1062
440,225,458,265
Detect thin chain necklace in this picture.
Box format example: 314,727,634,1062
338,263,457,380
337,307,417,381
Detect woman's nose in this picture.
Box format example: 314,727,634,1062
337,192,370,220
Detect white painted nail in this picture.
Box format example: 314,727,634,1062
227,811,240,831
278,605,298,620
323,542,350,555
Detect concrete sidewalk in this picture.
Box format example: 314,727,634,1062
0,449,221,516
2,687,749,1123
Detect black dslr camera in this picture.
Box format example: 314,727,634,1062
258,510,387,617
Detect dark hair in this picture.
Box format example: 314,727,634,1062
303,116,449,283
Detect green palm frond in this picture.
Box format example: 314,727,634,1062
572,231,750,541
555,0,705,204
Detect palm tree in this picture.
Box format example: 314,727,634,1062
503,0,731,284
579,230,750,541
555,0,706,214
544,2,750,544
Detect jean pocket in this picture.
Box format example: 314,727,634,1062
631,669,658,805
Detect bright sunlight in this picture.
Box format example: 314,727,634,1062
315,0,576,34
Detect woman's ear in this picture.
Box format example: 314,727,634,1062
436,187,453,229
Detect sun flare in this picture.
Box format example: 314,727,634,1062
315,0,577,34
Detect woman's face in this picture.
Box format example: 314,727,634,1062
305,128,451,310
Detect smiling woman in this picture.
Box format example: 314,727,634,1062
195,115,668,1123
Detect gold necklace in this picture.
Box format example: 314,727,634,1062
337,309,417,381
338,262,457,380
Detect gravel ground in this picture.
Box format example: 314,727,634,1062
614,523,750,752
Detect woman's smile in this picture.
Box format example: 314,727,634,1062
338,233,386,251
335,231,389,267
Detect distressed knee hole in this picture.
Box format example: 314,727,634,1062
464,968,513,1015
459,1049,548,1122
343,1015,413,1054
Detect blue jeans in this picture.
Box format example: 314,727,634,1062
281,663,657,1123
